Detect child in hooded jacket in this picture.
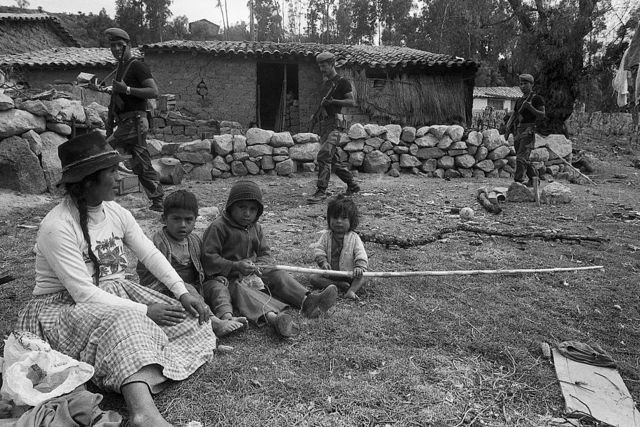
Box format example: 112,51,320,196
201,180,338,337
310,194,368,300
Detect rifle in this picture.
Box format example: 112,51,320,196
307,77,340,133
504,91,534,140
106,48,126,137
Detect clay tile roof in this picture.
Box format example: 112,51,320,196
142,40,477,70
473,86,523,99
0,47,142,69
0,13,80,48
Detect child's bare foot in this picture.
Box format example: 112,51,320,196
232,316,248,327
129,413,172,427
211,317,245,337
344,290,359,300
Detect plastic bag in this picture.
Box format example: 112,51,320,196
1,332,94,407
2,331,51,370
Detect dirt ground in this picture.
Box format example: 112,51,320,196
0,147,639,426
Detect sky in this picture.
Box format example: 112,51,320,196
0,0,250,26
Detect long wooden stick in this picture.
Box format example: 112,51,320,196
262,264,604,279
547,147,597,186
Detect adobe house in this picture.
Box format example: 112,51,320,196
473,86,523,113
188,19,220,41
0,13,133,95
0,47,141,93
141,40,477,130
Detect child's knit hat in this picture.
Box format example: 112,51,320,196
225,180,264,218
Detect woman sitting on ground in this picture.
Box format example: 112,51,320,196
15,131,217,427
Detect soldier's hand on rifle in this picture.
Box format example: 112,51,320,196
321,98,334,107
112,80,127,94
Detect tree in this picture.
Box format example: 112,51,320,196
115,0,145,45
115,0,173,44
378,0,413,45
144,0,172,42
254,0,283,41
14,0,29,9
227,21,250,40
163,15,189,41
285,0,305,40
87,8,116,47
506,0,609,132
217,0,229,39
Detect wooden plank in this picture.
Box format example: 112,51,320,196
552,348,640,426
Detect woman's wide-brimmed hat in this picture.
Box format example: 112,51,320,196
58,131,124,185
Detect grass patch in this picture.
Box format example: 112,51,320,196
0,171,639,426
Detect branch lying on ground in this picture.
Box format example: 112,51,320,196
457,223,608,243
359,223,608,248
477,189,502,214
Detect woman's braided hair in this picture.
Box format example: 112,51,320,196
65,171,101,286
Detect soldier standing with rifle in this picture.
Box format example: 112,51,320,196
507,73,546,186
104,28,164,212
308,51,360,203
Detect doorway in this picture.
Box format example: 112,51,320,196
256,62,299,131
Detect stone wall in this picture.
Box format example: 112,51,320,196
146,123,574,182
0,91,575,194
0,92,108,194
148,111,227,143
566,111,640,147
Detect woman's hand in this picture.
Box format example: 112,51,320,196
320,261,331,270
147,304,186,327
179,293,212,325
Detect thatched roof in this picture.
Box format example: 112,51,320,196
0,47,142,70
0,13,79,54
142,40,477,71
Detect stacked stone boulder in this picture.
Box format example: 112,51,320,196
146,128,322,181
0,93,108,194
148,110,226,143
144,124,572,183
340,123,518,178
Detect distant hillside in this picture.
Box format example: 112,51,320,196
0,6,114,47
